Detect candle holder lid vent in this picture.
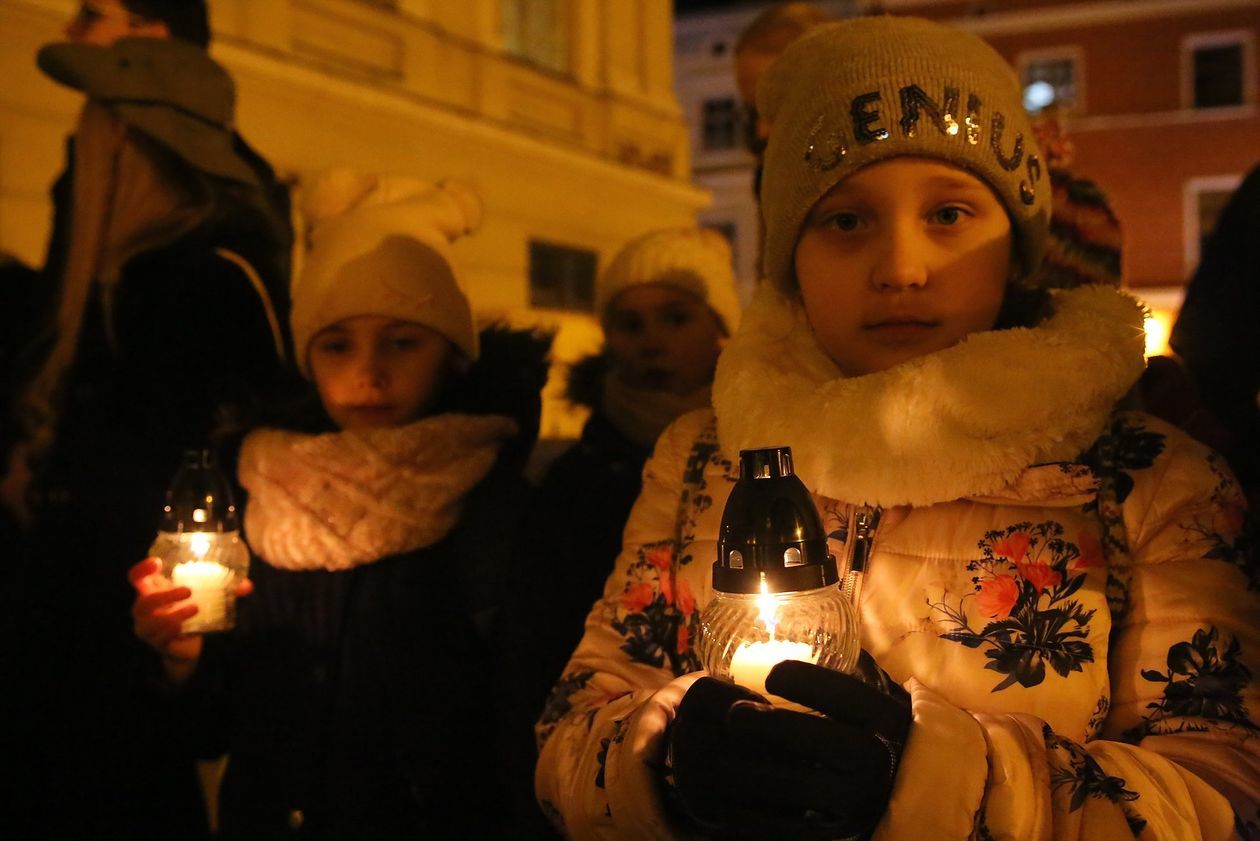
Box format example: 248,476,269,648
714,446,838,594
159,448,240,533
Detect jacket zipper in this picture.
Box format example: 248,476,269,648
841,504,882,614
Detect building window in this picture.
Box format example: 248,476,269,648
1183,175,1242,275
702,97,741,151
1182,31,1255,109
500,0,570,75
1018,48,1082,114
529,240,596,311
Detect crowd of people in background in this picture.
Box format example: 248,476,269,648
0,2,1255,840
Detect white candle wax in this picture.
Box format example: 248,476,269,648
728,638,817,699
172,560,232,629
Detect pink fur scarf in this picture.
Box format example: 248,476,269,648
238,413,517,571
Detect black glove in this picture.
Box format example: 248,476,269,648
665,657,911,840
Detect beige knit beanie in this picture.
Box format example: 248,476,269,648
596,227,742,336
758,16,1051,293
291,170,482,376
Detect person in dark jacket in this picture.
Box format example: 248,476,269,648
130,173,550,839
521,227,741,725
0,37,290,838
1169,165,1260,507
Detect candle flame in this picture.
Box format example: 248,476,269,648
756,573,778,637
189,532,212,559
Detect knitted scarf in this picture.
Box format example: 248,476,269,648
238,413,517,571
601,371,712,450
713,283,1146,507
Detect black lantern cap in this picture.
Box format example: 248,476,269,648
713,447,839,594
158,449,240,533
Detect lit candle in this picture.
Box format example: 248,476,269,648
727,576,819,701
172,543,233,631
729,638,817,698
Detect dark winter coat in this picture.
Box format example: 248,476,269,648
177,328,553,840
198,476,515,840
5,204,290,839
523,409,650,711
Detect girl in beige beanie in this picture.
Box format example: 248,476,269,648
523,226,742,730
127,171,551,837
536,17,1256,841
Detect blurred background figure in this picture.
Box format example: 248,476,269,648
1030,110,1124,291
519,226,740,735
733,1,832,170
0,18,292,838
731,2,832,281
1168,164,1260,508
63,0,209,46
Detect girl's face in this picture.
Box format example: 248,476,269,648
793,157,1014,377
308,316,451,430
603,284,725,396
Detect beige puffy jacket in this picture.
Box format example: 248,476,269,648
535,286,1259,840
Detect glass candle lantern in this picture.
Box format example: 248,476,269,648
148,449,249,633
698,447,859,701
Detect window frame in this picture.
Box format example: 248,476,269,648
699,96,742,152
499,0,573,77
1180,29,1256,111
1182,173,1244,277
1016,44,1086,115
527,238,598,313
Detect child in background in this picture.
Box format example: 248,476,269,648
131,172,549,839
524,227,740,713
535,17,1257,841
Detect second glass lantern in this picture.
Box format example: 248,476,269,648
149,449,250,634
698,447,859,701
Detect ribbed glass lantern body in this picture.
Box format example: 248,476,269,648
699,584,860,697
150,530,249,633
150,449,249,633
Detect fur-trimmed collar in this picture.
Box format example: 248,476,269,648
713,284,1145,506
238,413,516,571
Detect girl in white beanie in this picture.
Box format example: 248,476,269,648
536,17,1256,841
522,226,741,727
127,171,550,838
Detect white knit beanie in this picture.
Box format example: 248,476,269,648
596,227,742,335
291,170,482,376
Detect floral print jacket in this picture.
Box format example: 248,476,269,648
534,408,1258,840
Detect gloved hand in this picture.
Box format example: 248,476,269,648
665,656,911,840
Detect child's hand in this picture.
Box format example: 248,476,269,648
127,557,253,683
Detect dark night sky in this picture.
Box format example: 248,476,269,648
674,0,772,14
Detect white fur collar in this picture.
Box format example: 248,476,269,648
713,284,1146,507
238,413,516,571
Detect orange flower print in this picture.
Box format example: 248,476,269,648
645,545,674,571
976,575,1020,619
1073,528,1103,570
621,582,655,613
659,573,673,606
1019,562,1061,594
676,623,690,654
676,578,696,616
993,531,1031,563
